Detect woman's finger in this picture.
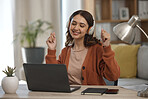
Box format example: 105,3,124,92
47,37,52,43
101,29,110,42
47,32,55,43
101,29,105,42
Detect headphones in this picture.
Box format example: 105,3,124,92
66,17,95,35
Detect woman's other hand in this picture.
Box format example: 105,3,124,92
46,32,57,50
101,29,110,47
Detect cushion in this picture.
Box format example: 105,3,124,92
118,78,148,86
111,44,140,78
137,45,148,80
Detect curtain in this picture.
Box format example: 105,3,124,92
13,0,62,80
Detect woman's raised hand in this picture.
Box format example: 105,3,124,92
101,29,110,47
46,32,57,50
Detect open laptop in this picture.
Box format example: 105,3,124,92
23,63,81,93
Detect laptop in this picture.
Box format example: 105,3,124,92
23,63,81,93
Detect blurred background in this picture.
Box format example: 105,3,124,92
0,0,148,84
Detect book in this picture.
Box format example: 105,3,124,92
81,88,108,95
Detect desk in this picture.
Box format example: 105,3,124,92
0,84,146,99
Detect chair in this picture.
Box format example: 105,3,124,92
103,78,118,86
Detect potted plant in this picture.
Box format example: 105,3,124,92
1,66,19,94
17,19,53,63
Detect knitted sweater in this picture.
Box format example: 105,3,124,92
45,44,120,85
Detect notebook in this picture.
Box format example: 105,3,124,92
23,63,81,93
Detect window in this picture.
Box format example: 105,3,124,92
0,0,14,83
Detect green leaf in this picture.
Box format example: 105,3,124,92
2,66,16,77
15,19,53,48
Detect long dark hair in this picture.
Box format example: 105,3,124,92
65,10,101,47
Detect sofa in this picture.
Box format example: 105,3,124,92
111,44,148,90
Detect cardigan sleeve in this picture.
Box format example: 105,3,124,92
45,49,59,64
45,47,68,64
99,45,120,81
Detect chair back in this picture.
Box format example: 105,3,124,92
103,78,118,86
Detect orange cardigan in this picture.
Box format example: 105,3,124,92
45,44,120,85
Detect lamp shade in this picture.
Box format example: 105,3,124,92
113,15,141,44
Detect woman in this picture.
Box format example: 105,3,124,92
45,10,120,85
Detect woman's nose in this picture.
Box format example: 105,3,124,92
73,24,79,30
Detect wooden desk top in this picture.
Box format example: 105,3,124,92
0,84,146,99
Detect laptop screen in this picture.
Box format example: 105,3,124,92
23,64,72,92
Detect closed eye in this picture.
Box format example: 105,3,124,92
80,23,85,28
72,21,77,25
71,20,86,28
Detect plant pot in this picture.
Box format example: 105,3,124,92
22,47,45,64
1,76,19,94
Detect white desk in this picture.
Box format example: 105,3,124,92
0,84,146,99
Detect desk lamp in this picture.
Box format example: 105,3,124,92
113,15,148,44
113,15,148,97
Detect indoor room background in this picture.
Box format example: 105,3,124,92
0,0,148,85
0,0,84,85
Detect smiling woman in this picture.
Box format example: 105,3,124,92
46,10,120,85
0,0,14,84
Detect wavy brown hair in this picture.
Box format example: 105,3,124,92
65,10,101,47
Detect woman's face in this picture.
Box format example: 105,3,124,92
69,14,89,40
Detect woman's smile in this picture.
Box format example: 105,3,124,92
72,30,81,35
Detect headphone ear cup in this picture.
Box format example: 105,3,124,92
88,20,95,35
88,25,95,35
